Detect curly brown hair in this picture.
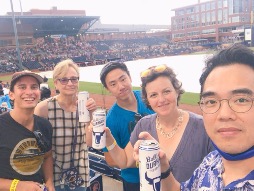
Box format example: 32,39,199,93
141,65,184,109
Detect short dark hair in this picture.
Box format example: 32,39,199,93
100,62,130,88
199,44,254,95
141,66,184,109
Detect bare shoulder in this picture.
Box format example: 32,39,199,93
35,98,50,118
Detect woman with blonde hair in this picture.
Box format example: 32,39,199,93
35,59,96,191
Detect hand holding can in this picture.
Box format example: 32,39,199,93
139,140,161,191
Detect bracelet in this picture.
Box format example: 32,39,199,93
161,164,172,179
10,179,19,191
107,139,116,151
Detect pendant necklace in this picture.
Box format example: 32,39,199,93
156,109,183,139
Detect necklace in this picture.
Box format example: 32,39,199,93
156,110,184,139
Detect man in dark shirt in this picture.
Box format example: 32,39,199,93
0,71,54,191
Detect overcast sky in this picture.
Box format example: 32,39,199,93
1,0,208,25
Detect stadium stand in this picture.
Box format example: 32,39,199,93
0,13,192,73
0,35,194,73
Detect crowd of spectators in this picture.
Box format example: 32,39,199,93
0,36,194,74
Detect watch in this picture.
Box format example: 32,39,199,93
161,164,172,179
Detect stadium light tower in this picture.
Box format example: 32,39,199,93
10,0,23,70
19,0,23,15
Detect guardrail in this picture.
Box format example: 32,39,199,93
88,150,122,182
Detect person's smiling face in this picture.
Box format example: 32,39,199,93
145,76,178,116
9,76,40,110
202,63,254,154
54,66,79,96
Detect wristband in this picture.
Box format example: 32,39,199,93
107,139,116,151
10,179,19,191
161,164,172,179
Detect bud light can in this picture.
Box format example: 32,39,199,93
92,109,106,149
139,140,161,191
78,91,90,122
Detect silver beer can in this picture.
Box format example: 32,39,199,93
78,91,90,122
139,140,161,191
92,109,106,149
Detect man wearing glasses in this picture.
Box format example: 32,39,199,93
0,70,54,190
135,44,254,190
100,62,154,191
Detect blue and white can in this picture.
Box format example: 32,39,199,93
78,91,90,122
92,109,106,149
139,140,161,191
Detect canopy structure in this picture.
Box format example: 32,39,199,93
0,15,100,38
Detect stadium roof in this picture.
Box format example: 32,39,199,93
0,15,100,38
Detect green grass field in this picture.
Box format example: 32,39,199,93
0,75,199,105
47,79,200,105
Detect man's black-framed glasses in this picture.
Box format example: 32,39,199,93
128,113,143,134
199,95,254,114
58,77,79,85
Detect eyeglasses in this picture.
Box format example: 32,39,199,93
140,64,168,78
128,113,143,134
58,77,79,85
199,95,254,114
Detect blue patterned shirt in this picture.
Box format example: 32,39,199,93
181,150,254,191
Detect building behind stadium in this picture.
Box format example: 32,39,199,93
171,0,254,46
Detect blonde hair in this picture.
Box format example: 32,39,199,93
53,59,79,81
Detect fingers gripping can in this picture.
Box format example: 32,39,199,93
92,109,106,149
139,140,161,191
78,91,90,122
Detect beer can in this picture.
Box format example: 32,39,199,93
139,140,161,191
92,109,106,149
78,91,90,122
